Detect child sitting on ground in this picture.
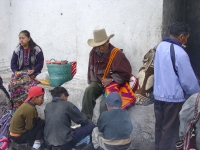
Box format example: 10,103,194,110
92,92,133,150
9,86,45,150
44,87,95,150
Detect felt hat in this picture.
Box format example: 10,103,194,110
87,29,114,47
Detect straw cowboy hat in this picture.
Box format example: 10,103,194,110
87,29,114,47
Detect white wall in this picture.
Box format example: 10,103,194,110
10,0,77,67
76,0,163,77
0,0,163,78
0,0,11,70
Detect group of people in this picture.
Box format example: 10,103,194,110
7,29,133,150
9,86,132,150
0,21,199,150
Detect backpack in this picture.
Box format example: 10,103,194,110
135,47,156,105
176,92,200,150
136,43,177,105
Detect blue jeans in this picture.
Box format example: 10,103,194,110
59,123,95,150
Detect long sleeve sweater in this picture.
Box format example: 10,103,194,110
11,45,44,73
10,102,38,134
44,98,89,146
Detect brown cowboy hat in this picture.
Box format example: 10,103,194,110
87,29,114,47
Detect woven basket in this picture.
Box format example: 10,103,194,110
47,62,72,87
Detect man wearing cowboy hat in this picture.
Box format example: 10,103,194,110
81,28,132,120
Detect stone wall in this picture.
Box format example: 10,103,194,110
0,0,163,77
0,0,11,61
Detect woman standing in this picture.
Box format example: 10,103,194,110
9,30,44,109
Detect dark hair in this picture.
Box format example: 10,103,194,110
50,87,69,98
19,30,41,56
169,22,190,37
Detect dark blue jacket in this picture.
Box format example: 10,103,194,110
11,45,44,73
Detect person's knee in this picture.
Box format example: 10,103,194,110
89,122,96,130
85,123,96,133
84,86,94,95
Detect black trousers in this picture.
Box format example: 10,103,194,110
10,119,45,146
154,100,184,150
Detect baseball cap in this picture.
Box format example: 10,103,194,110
24,86,45,102
106,92,122,107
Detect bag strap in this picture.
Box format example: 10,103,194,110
170,44,179,77
102,48,120,79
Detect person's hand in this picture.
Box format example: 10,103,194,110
15,71,21,77
27,70,35,75
101,78,113,87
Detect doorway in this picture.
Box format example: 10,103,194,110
162,0,200,81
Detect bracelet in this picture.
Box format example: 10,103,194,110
111,78,114,82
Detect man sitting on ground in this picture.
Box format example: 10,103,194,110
92,92,133,150
44,87,95,150
9,86,45,150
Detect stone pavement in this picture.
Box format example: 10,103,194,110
1,71,155,150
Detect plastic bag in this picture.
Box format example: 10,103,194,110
35,72,50,85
